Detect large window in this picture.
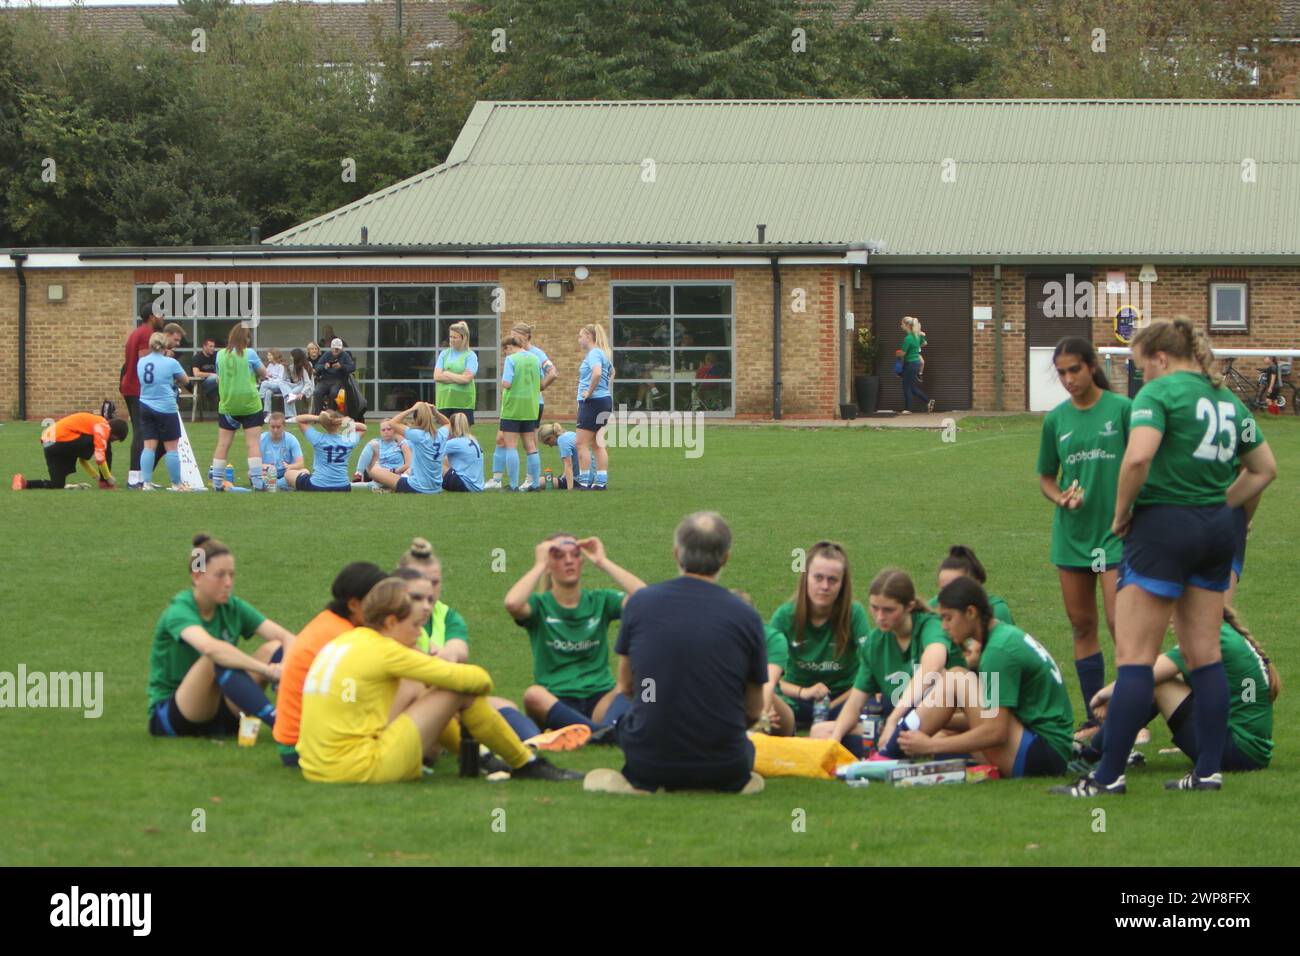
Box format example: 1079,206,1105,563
135,283,500,413
610,283,734,415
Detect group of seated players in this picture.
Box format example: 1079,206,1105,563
144,532,1276,788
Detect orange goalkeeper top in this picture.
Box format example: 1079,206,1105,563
273,608,353,747
48,413,113,463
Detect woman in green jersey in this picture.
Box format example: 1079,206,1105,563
821,568,960,758
1054,320,1276,797
506,532,647,738
931,545,1014,624
433,321,478,425
769,541,869,730
147,534,298,737
899,577,1073,778
1037,337,1131,735
1078,607,1276,774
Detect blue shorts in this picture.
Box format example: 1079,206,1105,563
1231,506,1248,578
218,410,266,431
622,753,754,794
394,476,437,494
438,408,475,426
1167,696,1263,772
294,473,350,492
577,396,613,432
1119,503,1235,598
139,404,181,442
1011,728,1068,778
148,693,241,738
442,470,472,492
499,418,536,434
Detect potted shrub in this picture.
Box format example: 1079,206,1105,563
853,327,880,415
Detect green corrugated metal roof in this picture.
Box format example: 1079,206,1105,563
269,99,1300,258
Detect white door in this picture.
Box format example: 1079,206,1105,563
1029,347,1070,411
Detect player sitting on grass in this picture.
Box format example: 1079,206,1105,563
440,413,485,492
1072,606,1276,776
296,579,581,783
893,577,1073,779
395,540,584,750
352,419,410,489
259,412,305,491
930,545,1014,624
733,591,794,736
367,402,449,494
768,541,869,730
273,561,389,768
147,535,298,738
505,533,647,742
819,568,958,757
284,411,364,492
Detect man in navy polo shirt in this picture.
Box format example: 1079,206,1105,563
586,511,767,795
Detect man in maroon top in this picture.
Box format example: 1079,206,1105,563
121,301,164,487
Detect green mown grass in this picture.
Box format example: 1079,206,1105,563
1,414,1295,866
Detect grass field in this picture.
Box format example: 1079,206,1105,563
1,414,1295,866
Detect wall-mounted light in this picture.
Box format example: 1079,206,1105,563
535,279,574,299
574,266,590,281
48,284,65,303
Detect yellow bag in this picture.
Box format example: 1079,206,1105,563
749,733,858,781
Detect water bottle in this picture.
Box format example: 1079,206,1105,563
860,697,885,745
543,468,553,489
264,465,278,493
226,465,236,486
458,727,479,778
812,694,830,723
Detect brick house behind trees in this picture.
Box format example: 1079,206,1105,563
4,98,1300,421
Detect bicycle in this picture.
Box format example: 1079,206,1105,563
1220,357,1298,414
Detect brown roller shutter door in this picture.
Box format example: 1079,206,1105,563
872,274,972,412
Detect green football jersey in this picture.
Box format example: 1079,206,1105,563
1037,390,1132,567
853,610,958,705
977,622,1074,763
517,589,623,698
1130,371,1262,507
216,348,262,416
501,351,541,422
769,600,870,697
147,590,266,713
436,348,476,410
764,624,789,674
1166,622,1273,767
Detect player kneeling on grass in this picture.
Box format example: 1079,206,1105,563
505,534,647,742
296,579,580,783
14,412,127,490
895,577,1074,779
147,535,298,738
537,422,580,490
1073,607,1276,777
285,411,364,492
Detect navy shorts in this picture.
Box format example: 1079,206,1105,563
294,473,350,492
577,396,613,432
622,754,754,794
218,410,266,431
439,408,475,426
139,404,181,443
148,693,241,738
1011,728,1068,778
1232,506,1248,578
1119,503,1236,598
394,476,436,494
1167,696,1263,772
442,470,472,492
499,418,536,434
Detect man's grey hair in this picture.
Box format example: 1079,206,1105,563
675,511,731,576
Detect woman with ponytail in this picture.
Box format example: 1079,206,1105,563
575,323,614,490
930,545,1014,624
1054,319,1277,797
896,577,1073,778
147,535,297,738
1077,606,1276,775
1036,336,1130,737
